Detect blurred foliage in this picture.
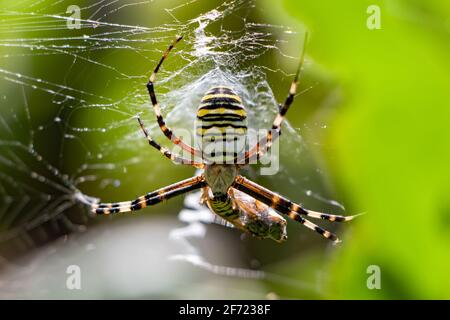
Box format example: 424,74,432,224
0,0,449,299
279,0,450,299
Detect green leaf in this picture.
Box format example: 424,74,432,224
283,0,450,299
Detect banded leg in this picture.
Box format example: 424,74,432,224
147,36,201,158
232,175,360,243
91,175,206,214
236,33,308,164
137,117,204,168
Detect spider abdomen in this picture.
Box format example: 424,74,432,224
195,86,247,164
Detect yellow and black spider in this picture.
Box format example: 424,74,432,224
91,35,358,244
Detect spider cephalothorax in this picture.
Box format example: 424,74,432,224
204,164,238,197
91,35,359,244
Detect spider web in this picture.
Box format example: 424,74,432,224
0,0,347,298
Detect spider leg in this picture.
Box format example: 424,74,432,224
236,33,308,164
146,36,201,158
232,175,360,243
137,116,204,168
91,175,206,214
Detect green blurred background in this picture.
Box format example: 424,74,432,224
0,0,449,299
283,0,450,299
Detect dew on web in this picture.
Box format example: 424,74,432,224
0,0,346,298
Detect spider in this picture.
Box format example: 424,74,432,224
91,35,359,244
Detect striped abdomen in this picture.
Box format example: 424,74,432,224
207,195,239,220
195,86,247,164
205,189,288,243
